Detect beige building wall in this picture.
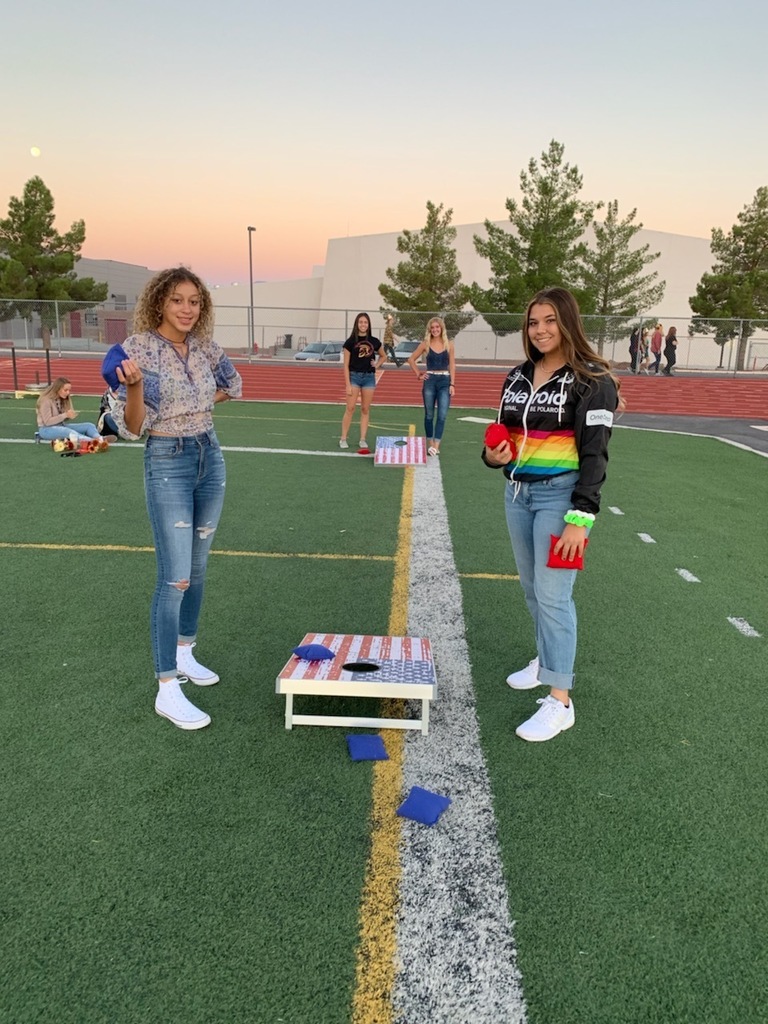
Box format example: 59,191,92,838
215,221,717,362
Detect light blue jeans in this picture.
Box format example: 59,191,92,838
144,431,227,679
504,471,583,690
38,422,101,440
422,374,451,441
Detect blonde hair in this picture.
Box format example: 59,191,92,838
424,317,452,349
132,267,215,341
36,377,72,413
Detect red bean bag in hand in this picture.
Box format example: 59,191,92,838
484,423,517,460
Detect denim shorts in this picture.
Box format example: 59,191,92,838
350,371,376,390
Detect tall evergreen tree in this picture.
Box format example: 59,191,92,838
690,186,768,370
378,201,473,339
0,177,107,346
471,140,598,333
581,200,666,353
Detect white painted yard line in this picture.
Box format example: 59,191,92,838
615,423,768,459
394,459,526,1023
1,438,358,458
458,415,494,424
727,617,762,638
608,506,624,515
676,568,701,583
638,533,656,544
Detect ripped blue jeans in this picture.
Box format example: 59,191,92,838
144,431,226,678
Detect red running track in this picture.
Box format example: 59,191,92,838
3,356,767,419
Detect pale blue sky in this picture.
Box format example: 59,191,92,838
3,0,765,282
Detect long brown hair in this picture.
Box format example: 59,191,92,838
523,287,621,395
132,267,215,341
36,377,72,413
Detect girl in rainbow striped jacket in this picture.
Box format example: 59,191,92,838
483,287,620,744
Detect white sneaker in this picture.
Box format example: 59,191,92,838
506,657,543,690
516,695,575,742
155,678,211,730
339,438,349,449
176,642,219,685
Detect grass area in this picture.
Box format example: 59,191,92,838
0,396,766,1023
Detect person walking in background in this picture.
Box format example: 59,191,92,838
339,312,386,450
662,326,678,375
628,326,640,373
36,377,115,442
650,323,663,374
638,327,652,374
483,287,620,743
110,267,242,731
406,316,456,456
382,313,405,367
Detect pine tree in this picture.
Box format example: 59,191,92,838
471,140,598,333
581,200,666,354
0,177,107,347
378,201,473,339
690,186,768,370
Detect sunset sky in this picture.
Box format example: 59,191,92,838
4,0,766,286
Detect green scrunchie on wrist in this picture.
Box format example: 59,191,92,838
563,511,595,528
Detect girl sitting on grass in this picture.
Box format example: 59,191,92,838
36,377,115,442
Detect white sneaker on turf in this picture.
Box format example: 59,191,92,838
515,695,575,742
155,678,211,730
176,642,219,685
506,657,543,690
339,438,349,449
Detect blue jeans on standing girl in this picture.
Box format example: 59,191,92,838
423,373,451,441
144,431,227,679
504,471,583,690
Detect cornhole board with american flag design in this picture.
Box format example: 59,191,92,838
276,633,436,733
374,435,427,466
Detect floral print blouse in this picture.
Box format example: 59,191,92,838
112,331,242,440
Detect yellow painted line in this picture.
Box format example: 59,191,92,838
0,542,157,553
351,426,415,1024
0,541,392,562
459,571,520,581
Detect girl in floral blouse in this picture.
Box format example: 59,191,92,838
112,268,242,731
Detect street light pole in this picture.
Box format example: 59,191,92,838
247,226,256,356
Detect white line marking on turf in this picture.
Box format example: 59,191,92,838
676,568,701,583
608,506,624,515
638,533,656,544
727,617,762,638
394,458,526,1023
458,416,494,424
615,423,768,459
0,438,372,457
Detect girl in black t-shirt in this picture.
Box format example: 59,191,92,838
339,312,386,450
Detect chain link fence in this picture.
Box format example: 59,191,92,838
1,298,767,374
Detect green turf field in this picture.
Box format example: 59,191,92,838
0,396,766,1024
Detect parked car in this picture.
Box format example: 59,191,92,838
294,342,343,361
393,340,420,363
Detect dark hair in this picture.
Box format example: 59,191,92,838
347,312,372,344
523,287,620,393
666,326,677,340
133,266,214,341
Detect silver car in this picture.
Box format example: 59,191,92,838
294,342,343,361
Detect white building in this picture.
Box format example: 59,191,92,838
209,221,724,365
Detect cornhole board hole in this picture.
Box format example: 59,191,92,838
374,436,427,466
276,633,436,733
